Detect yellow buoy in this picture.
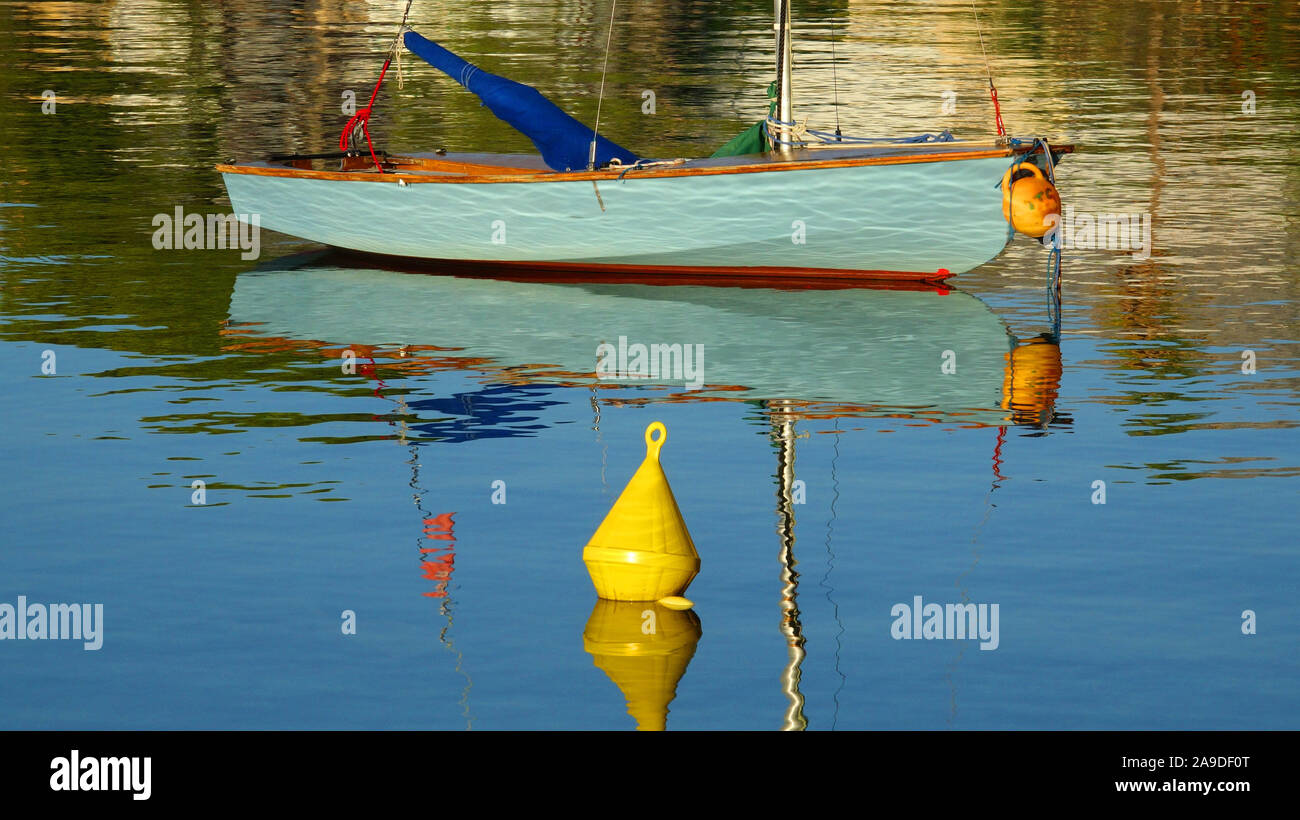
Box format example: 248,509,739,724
582,421,700,602
1001,162,1062,239
583,599,702,731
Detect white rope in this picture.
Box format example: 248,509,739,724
391,0,415,89
765,115,811,146
615,157,686,181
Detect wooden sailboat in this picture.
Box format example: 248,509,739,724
218,2,1072,283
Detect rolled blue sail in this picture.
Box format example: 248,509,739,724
404,30,640,172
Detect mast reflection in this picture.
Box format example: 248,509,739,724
771,400,807,731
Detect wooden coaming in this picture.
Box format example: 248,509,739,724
217,142,1075,186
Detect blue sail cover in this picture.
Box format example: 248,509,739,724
404,31,640,172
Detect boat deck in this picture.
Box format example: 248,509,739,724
219,140,1074,185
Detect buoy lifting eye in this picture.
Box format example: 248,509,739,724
645,421,667,459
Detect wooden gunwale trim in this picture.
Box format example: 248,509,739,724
215,143,1073,186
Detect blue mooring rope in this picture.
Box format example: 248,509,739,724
1031,137,1063,339
1047,241,1062,338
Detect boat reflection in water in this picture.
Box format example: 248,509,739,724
582,599,703,731
224,255,1066,728
227,255,1063,424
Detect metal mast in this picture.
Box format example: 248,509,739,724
775,0,795,154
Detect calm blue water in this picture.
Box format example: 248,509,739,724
1,0,1297,729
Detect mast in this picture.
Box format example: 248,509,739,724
774,0,794,155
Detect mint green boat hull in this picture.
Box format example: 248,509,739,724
222,155,1014,276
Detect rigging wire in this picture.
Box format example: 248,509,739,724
829,14,841,140
339,0,416,171
589,0,619,170
971,2,993,89
972,1,1008,137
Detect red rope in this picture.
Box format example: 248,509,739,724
339,58,393,172
988,80,1007,138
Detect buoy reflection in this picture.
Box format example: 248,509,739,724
583,599,702,731
1002,333,1064,428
